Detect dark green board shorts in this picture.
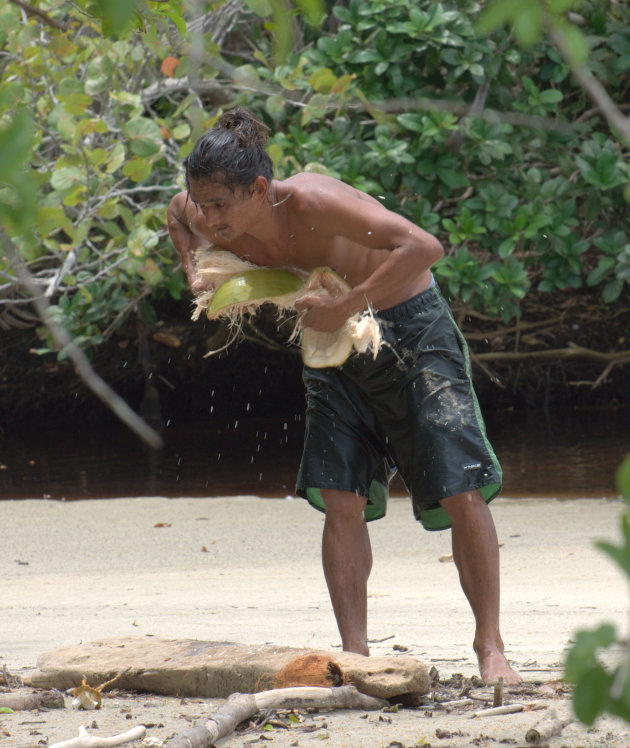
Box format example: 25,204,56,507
295,283,502,531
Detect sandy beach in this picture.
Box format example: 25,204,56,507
1,494,629,746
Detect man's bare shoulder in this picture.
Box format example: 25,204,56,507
167,190,189,218
282,173,379,212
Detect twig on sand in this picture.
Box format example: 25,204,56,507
49,724,146,748
470,700,548,718
470,703,525,718
164,685,388,748
493,676,504,707
525,708,573,744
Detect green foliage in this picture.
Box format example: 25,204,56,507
564,454,630,726
1,0,629,356
0,0,189,352
264,0,630,320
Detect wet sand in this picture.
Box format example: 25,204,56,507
1,495,628,746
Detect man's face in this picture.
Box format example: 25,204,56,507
188,180,261,241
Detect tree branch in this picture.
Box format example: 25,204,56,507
1,228,163,450
8,0,69,30
549,27,630,147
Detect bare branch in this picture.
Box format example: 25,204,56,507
1,228,163,450
8,0,69,30
549,27,630,147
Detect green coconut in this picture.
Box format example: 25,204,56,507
206,268,305,319
193,252,382,367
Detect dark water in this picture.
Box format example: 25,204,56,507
0,407,628,501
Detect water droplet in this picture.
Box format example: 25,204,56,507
367,231,372,235
234,420,239,428
246,402,250,411
283,423,288,430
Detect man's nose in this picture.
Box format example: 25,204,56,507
202,206,220,227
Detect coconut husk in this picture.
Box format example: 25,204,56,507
191,248,382,367
273,655,349,689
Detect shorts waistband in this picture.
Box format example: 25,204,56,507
377,280,440,323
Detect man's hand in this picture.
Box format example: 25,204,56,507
295,294,353,333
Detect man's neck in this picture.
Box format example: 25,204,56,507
247,180,291,247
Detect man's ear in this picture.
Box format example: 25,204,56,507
252,175,268,200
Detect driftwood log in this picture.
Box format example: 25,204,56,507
49,725,146,748
525,708,573,744
165,685,388,748
0,690,64,711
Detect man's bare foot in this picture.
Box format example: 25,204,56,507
342,641,369,657
477,648,522,685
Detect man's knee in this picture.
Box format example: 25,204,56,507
321,490,367,523
439,489,486,523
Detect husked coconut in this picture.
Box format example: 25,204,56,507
191,248,382,367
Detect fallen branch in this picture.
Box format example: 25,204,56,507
0,690,64,711
474,345,630,364
49,725,147,748
525,708,573,744
164,685,388,748
49,725,146,748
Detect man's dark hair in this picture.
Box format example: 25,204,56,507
184,107,273,192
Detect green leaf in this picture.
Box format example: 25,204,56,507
397,113,425,133
293,0,325,26
556,21,589,66
539,89,563,104
565,624,617,682
308,68,337,94
573,666,610,725
0,109,35,180
244,0,272,17
96,0,138,36
106,143,126,174
123,117,163,157
50,167,84,192
602,277,623,303
513,3,543,48
616,455,630,501
122,157,152,182
0,707,14,713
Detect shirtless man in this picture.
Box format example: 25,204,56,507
167,107,521,685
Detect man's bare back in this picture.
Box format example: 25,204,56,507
167,172,442,332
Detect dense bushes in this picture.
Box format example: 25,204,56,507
1,0,628,356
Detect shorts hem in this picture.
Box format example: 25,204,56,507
297,483,388,522
418,481,502,531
